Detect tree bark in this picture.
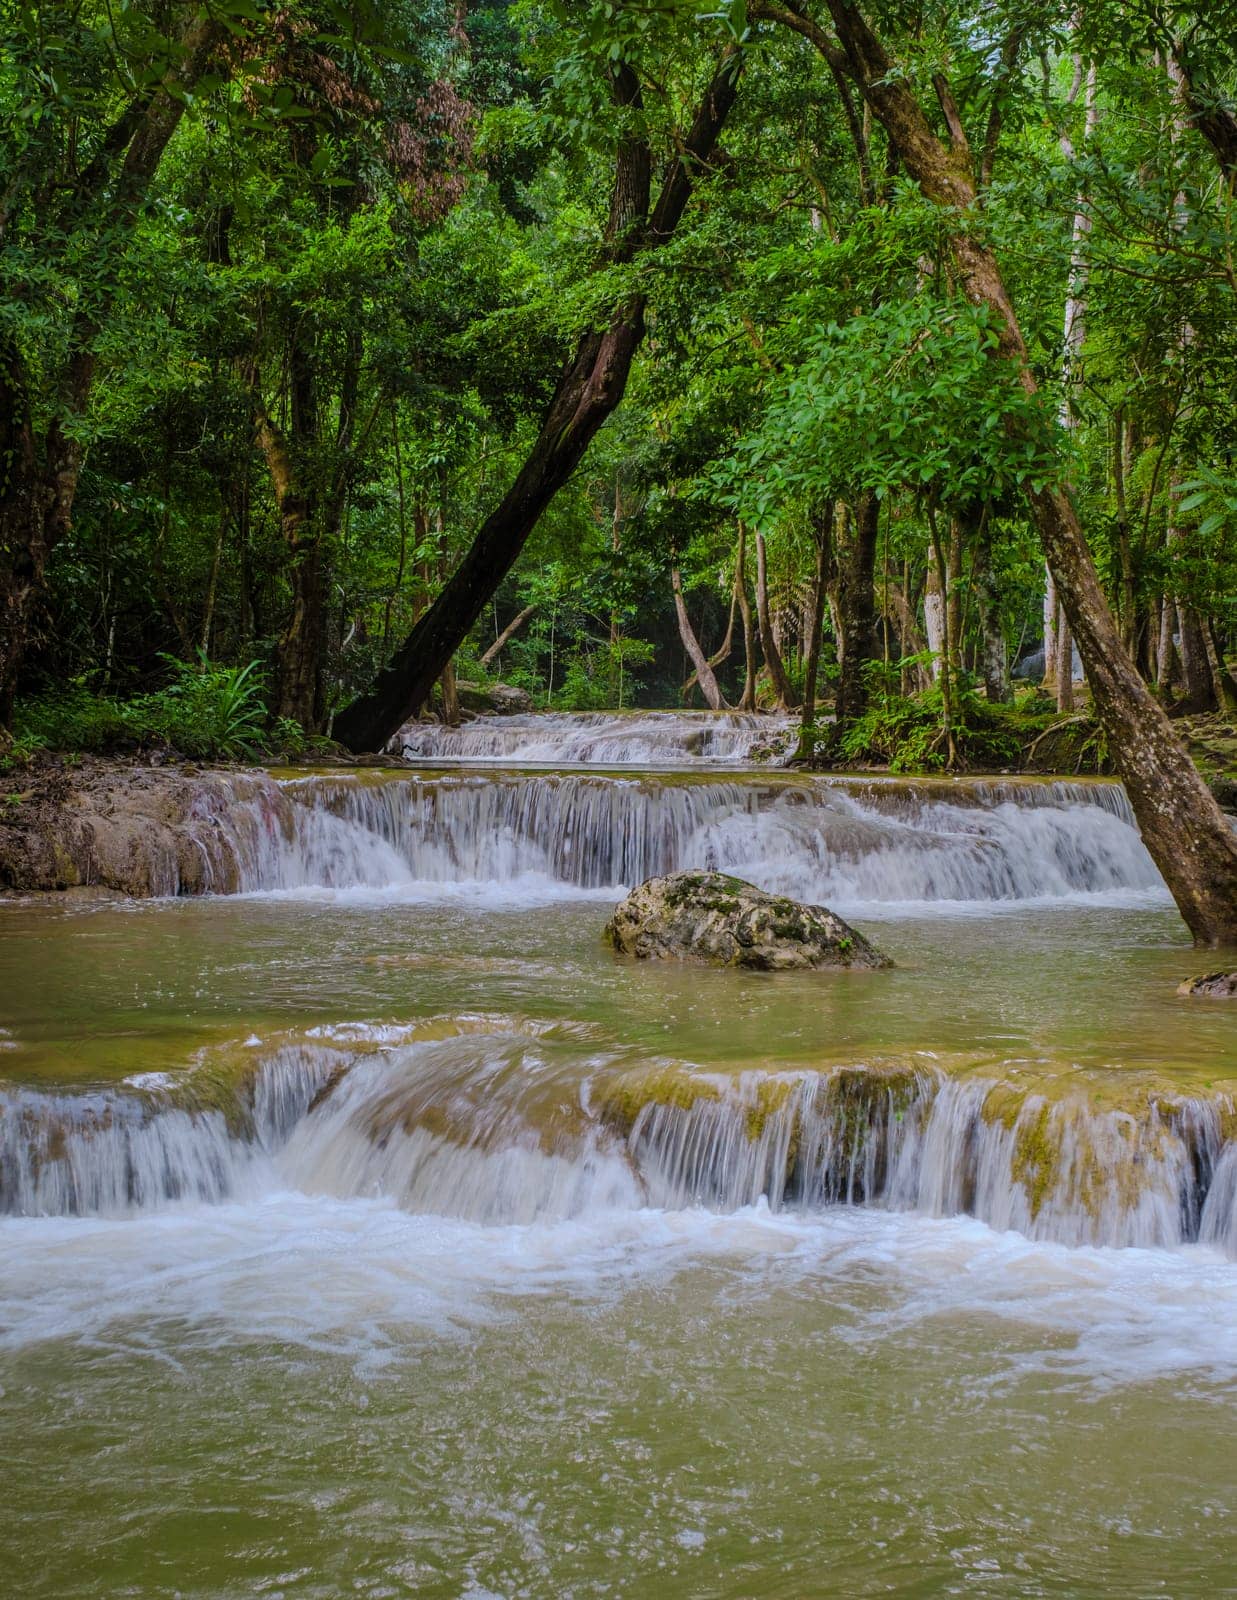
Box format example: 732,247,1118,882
754,531,800,709
1056,604,1075,713
833,492,880,725
795,502,834,759
764,0,1237,942
972,503,1011,704
480,603,537,669
671,568,726,711
334,52,742,751
735,524,758,712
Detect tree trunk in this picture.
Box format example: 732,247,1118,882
1056,604,1074,713
440,659,460,726
795,502,834,759
1204,620,1237,715
736,524,758,712
833,492,880,725
924,552,945,683
928,509,958,768
254,358,328,730
1041,572,1058,694
334,54,742,751
754,531,800,709
1155,596,1177,704
972,504,1010,704
1113,409,1138,655
671,568,726,711
480,604,537,669
783,0,1237,940
682,583,737,701
1176,604,1215,715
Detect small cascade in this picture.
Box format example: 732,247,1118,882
0,1044,348,1215
392,709,797,766
2,1032,1233,1256
251,772,1161,905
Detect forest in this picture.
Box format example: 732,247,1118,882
2,0,1237,933
5,9,1237,1592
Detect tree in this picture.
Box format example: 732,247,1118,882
333,8,744,750
749,0,1237,944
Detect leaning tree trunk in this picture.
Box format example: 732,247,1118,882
480,603,536,669
777,0,1237,942
671,568,727,711
333,54,742,752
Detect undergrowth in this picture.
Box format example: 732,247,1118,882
8,655,321,766
836,677,1107,774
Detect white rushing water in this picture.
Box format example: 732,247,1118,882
229,772,1165,912
3,1033,1233,1254
2,1032,1236,1386
392,709,798,766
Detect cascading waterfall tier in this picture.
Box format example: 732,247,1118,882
3,759,1158,905
3,1027,1233,1256
392,709,798,766
259,771,1159,904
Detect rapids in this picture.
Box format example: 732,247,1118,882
2,722,1235,1597
205,768,1162,910
391,707,798,766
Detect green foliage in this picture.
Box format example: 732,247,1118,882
16,657,277,760
839,678,1030,774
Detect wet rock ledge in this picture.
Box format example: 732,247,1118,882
604,871,891,972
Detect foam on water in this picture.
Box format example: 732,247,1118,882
3,1191,1236,1388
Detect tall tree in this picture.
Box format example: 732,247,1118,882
0,3,231,724
750,0,1237,944
334,24,744,751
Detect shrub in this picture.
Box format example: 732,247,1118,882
15,655,280,761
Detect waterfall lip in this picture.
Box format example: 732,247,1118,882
236,766,1156,910
5,1033,1234,1264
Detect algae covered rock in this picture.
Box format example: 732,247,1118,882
1178,971,1237,999
454,681,534,716
604,871,890,972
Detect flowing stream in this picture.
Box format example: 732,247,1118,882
2,716,1235,1597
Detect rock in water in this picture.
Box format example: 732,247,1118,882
1178,971,1237,998
604,871,891,972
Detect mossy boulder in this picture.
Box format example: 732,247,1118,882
603,871,890,972
454,681,534,716
1178,971,1237,999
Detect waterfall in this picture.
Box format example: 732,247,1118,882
3,1035,1232,1256
239,772,1162,907
392,709,798,766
